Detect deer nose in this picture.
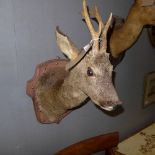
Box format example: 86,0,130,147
100,100,122,111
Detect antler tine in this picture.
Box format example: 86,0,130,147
100,13,112,51
90,5,104,30
89,5,105,49
82,0,103,50
102,13,112,37
89,5,112,51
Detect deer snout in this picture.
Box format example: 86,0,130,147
99,100,122,111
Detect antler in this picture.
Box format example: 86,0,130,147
89,5,112,50
82,0,112,52
82,0,103,50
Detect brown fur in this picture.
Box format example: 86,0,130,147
35,66,88,122
35,49,120,122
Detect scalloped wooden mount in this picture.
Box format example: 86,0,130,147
26,59,69,124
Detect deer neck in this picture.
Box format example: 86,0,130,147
110,5,143,58
57,74,87,109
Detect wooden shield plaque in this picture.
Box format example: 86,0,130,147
26,59,69,124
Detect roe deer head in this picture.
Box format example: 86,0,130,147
32,0,121,123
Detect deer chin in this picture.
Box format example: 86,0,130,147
93,101,114,111
100,100,122,111
93,100,121,111
100,105,115,111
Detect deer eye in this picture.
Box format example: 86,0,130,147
87,67,94,76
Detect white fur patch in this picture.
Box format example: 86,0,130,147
101,106,114,111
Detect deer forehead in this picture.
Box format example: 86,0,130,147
71,56,112,78
84,52,112,67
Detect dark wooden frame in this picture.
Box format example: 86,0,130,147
143,72,155,107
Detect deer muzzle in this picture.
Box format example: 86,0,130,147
96,87,122,111
100,100,122,111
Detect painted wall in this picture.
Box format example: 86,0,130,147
0,0,154,154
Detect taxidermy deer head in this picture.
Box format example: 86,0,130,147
30,0,121,123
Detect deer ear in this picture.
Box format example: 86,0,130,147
56,26,79,60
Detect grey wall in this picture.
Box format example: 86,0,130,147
0,0,155,154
